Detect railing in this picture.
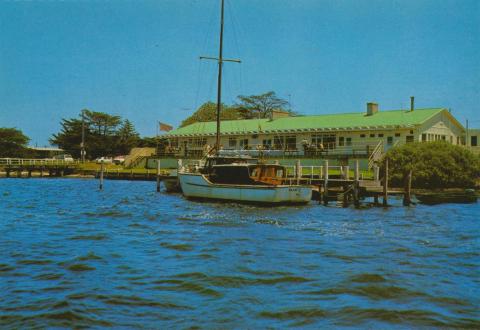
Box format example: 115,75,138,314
161,141,386,159
368,140,384,169
0,158,78,166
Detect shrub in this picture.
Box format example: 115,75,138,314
382,141,480,189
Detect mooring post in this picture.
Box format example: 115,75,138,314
99,161,104,190
28,170,32,178
295,160,301,185
156,159,161,192
403,169,412,206
383,158,389,206
343,184,349,207
374,165,380,182
323,160,329,205
6,169,10,178
353,159,360,208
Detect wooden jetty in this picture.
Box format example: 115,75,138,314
0,158,77,178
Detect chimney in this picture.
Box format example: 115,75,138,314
366,102,378,116
410,96,414,112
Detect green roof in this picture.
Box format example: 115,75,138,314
165,108,447,137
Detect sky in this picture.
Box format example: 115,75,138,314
1,0,479,146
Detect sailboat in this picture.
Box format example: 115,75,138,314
177,0,312,204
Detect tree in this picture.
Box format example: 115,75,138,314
50,110,140,159
180,102,242,127
0,128,30,157
116,119,140,155
235,91,291,119
382,141,480,189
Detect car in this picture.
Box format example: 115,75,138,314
95,157,113,164
113,156,126,165
53,154,74,162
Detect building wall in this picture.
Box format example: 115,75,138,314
417,111,464,145
170,110,464,152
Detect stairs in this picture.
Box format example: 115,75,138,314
368,141,384,170
124,148,156,168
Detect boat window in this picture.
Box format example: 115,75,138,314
229,138,237,148
276,168,284,178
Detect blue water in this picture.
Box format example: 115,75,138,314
0,178,479,329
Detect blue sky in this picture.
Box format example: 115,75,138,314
1,0,479,146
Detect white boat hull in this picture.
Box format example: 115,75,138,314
178,173,312,204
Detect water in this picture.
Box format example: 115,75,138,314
0,178,479,329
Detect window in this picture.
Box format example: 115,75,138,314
395,133,401,137
410,130,414,134
262,139,272,149
387,136,393,145
441,135,446,141
169,138,179,148
239,139,249,149
422,133,427,142
406,135,414,143
360,134,366,138
228,137,237,148
346,137,352,146
273,136,284,149
312,134,336,149
378,133,384,137
472,136,478,147
369,133,375,138
338,137,345,147
285,135,297,150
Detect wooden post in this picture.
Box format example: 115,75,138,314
403,169,412,206
6,169,10,178
383,158,389,206
99,161,104,190
28,170,32,178
323,160,329,205
295,160,301,185
156,159,161,192
374,165,380,182
344,165,350,180
353,159,360,208
40,167,43,177
343,184,349,207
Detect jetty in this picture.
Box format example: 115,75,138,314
0,158,77,178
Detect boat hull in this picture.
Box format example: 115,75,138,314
178,173,312,204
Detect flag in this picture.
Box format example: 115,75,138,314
159,122,173,132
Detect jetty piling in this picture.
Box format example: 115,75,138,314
403,169,413,206
99,161,104,190
323,160,329,205
156,159,161,192
383,158,389,206
353,159,360,207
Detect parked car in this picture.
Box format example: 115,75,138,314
95,157,113,164
113,156,126,165
53,154,74,162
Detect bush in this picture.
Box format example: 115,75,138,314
382,141,480,189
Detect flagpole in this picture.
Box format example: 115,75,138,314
156,121,159,156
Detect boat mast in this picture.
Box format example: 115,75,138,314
200,0,240,156
215,0,225,156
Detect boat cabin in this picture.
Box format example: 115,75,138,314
209,163,286,186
